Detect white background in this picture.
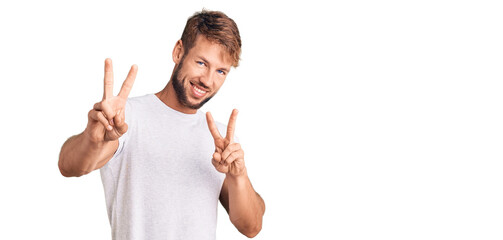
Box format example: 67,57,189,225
0,0,502,239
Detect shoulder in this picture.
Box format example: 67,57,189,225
215,121,227,136
125,94,155,107
123,94,159,114
204,112,239,142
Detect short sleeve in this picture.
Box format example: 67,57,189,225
103,100,132,168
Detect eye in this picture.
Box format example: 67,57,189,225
217,70,226,75
197,61,205,66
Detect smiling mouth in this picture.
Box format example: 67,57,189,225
190,82,208,98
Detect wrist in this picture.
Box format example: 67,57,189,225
81,130,115,152
226,167,248,184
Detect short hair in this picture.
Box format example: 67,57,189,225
181,10,242,67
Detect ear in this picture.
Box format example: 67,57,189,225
172,40,184,64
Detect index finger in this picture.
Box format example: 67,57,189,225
118,64,138,99
226,109,238,142
103,58,114,100
206,111,223,140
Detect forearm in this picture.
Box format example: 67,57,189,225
58,132,118,177
226,170,265,237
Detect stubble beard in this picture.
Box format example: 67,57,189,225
171,60,214,110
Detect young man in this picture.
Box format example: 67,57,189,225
58,10,265,240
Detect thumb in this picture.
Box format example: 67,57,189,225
114,109,128,135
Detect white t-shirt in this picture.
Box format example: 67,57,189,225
100,94,227,240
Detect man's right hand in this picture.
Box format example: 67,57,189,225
86,58,138,143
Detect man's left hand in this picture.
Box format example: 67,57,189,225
206,109,246,177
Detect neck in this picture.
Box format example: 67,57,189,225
156,81,197,114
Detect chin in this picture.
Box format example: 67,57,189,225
171,69,214,109
185,94,213,109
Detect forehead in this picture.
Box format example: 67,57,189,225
187,35,233,67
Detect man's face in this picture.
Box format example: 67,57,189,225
172,36,233,109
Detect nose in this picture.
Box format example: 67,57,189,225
199,69,215,89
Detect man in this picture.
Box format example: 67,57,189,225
58,10,265,240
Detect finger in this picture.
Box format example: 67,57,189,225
113,109,128,134
226,109,238,142
222,149,244,166
89,110,113,130
118,64,138,99
211,157,220,168
103,58,114,100
212,157,228,173
206,112,223,140
213,151,222,164
93,101,115,123
221,143,241,162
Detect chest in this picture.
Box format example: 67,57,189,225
123,116,223,195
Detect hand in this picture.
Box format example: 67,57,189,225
85,58,137,143
206,109,246,177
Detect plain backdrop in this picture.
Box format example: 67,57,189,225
0,0,502,239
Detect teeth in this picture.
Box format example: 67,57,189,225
193,85,206,94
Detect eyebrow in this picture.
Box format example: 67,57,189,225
198,56,230,72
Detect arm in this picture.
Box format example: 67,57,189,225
58,58,137,177
220,170,265,238
206,110,265,238
58,131,118,177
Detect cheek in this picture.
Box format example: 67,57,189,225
212,79,225,91
184,66,206,80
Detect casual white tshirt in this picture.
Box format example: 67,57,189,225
100,94,227,240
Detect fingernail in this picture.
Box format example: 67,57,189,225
107,125,113,130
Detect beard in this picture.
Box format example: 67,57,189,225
171,60,214,110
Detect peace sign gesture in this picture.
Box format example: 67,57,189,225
86,58,137,143
206,109,246,177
